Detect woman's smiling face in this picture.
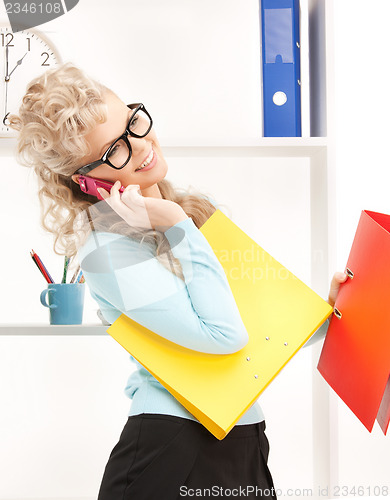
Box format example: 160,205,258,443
71,91,168,196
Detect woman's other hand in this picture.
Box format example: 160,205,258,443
97,180,188,231
327,272,348,308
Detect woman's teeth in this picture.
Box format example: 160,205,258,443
135,149,154,171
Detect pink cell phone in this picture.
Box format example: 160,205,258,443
78,175,125,200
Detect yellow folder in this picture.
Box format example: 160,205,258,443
107,209,333,440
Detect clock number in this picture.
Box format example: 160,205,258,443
41,52,50,66
1,33,14,47
27,38,31,51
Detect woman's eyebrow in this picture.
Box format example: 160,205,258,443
99,110,132,156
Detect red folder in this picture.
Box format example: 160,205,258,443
317,210,390,434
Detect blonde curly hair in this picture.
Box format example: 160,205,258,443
8,62,218,279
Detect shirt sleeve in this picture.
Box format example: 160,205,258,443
78,216,249,355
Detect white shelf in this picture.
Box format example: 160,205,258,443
159,137,327,146
160,137,327,158
2,136,327,158
0,324,108,335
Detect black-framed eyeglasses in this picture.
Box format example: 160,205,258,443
74,103,153,176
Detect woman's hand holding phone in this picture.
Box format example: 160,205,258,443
97,180,188,231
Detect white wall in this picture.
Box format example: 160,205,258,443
0,0,268,326
0,154,314,499
0,1,314,498
332,0,390,496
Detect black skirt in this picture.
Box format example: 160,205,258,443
97,413,277,500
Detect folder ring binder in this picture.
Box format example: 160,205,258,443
260,0,302,137
107,209,333,439
334,307,342,319
318,210,390,434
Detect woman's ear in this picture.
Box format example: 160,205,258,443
71,174,80,185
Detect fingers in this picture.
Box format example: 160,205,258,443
97,180,125,205
97,180,122,201
122,186,151,229
96,181,150,230
97,181,123,215
96,187,108,200
335,271,348,282
97,180,143,212
122,184,141,199
109,180,122,201
327,271,348,307
330,272,348,289
329,271,347,291
124,183,140,193
121,185,143,208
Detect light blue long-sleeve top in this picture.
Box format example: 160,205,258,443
77,199,330,426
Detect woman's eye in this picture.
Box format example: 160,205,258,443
129,116,139,130
108,144,120,157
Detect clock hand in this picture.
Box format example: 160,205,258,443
5,44,10,81
3,45,10,125
8,51,28,79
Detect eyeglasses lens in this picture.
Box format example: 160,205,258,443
106,108,152,168
128,108,152,137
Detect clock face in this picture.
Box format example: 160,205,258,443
0,26,62,136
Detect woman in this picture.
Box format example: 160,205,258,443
9,63,347,500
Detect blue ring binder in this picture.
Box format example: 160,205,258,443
260,0,302,137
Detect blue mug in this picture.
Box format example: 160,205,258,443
40,283,85,325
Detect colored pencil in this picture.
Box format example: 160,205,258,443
62,256,70,283
32,250,55,283
70,265,81,284
30,250,54,284
30,251,48,282
75,269,83,283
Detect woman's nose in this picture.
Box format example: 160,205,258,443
129,135,150,154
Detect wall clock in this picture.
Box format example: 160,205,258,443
1,25,62,137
